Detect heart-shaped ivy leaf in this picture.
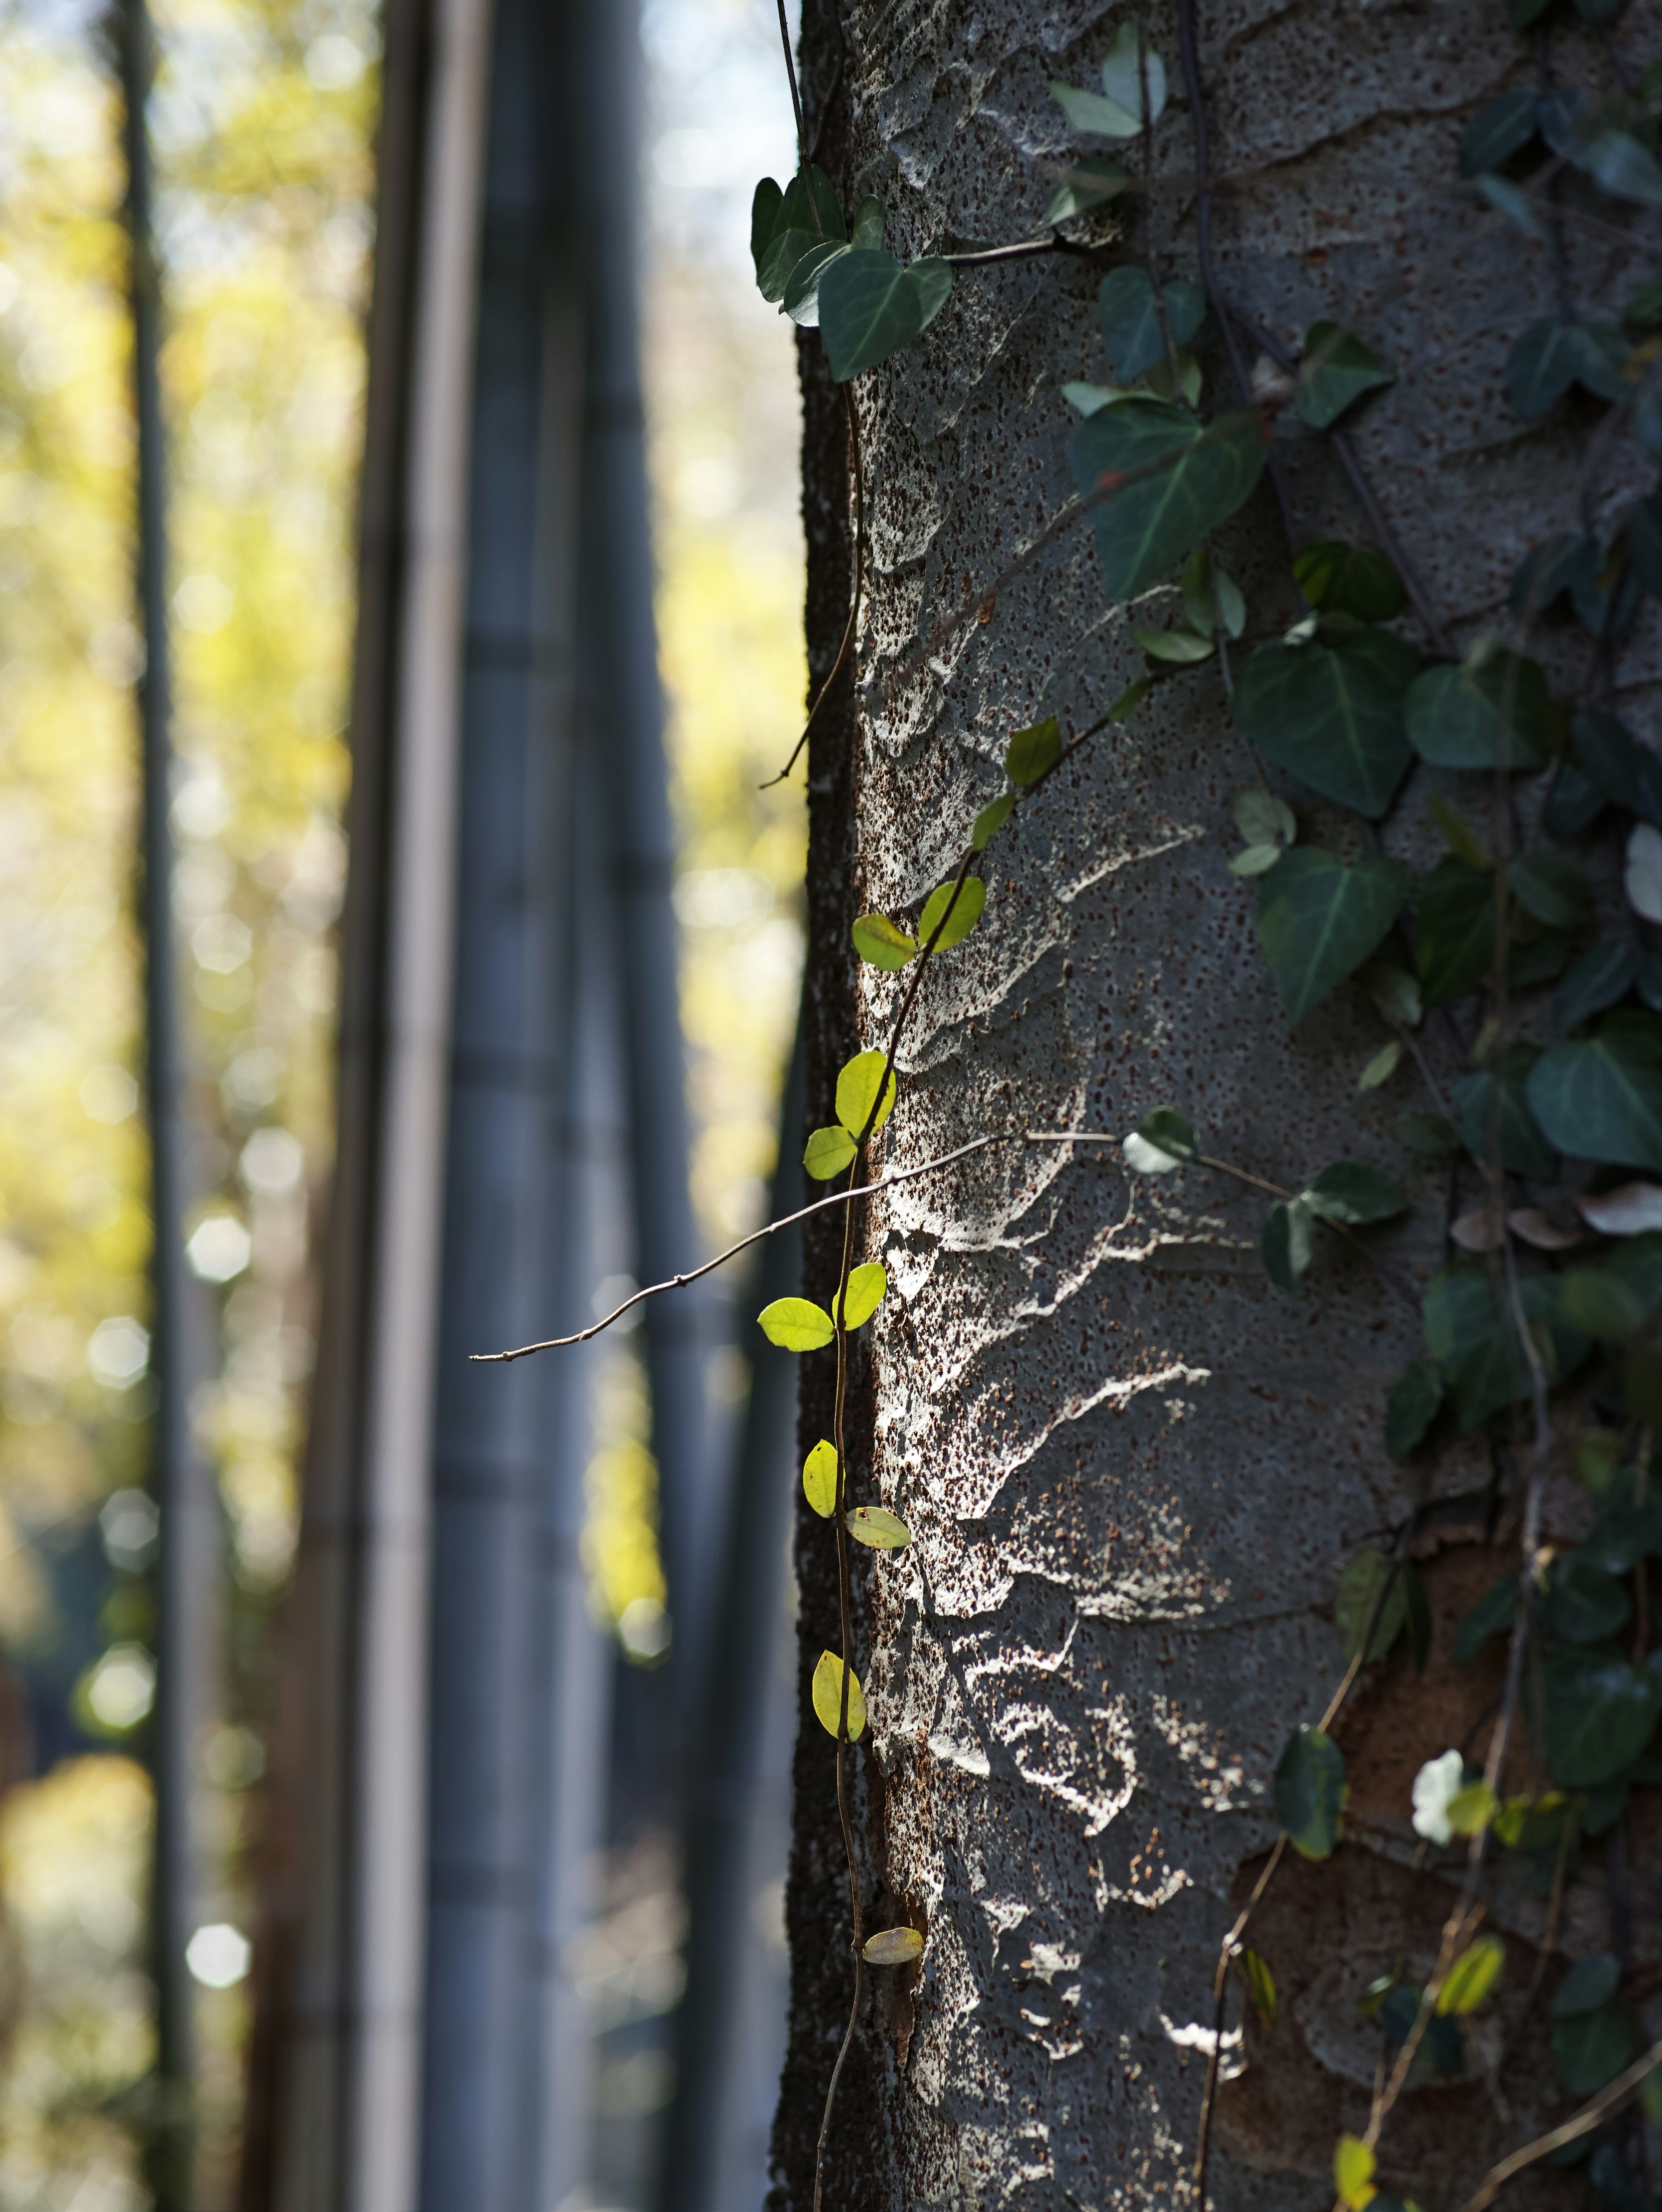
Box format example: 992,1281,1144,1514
1097,267,1205,381
1292,321,1395,429
1071,400,1265,600
1459,90,1540,176
1506,318,1629,415
1405,654,1550,771
819,249,952,381
1234,630,1418,817
1527,1016,1662,1170
1273,1725,1346,1858
1255,850,1409,1023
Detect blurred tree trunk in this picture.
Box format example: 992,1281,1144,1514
770,3,1637,2207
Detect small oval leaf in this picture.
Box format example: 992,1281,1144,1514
852,913,918,970
804,1125,858,1180
863,1926,923,1965
835,1050,897,1140
972,793,1016,849
1438,1934,1505,2016
1005,718,1063,786
919,875,986,950
812,1649,866,1740
758,1297,836,1352
836,1261,888,1331
847,1505,910,1550
803,1440,838,1518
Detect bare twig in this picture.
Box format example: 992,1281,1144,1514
1455,2042,1662,2212
470,1129,1124,1361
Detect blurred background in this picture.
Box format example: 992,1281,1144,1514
0,0,806,2204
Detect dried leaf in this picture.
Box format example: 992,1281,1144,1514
1576,1181,1662,1236
863,1926,924,1965
1450,1205,1504,1253
1507,1208,1581,1251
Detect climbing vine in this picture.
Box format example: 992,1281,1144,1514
485,0,1662,2205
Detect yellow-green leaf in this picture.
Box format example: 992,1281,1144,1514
1130,623,1214,664
804,1124,857,1180
758,1297,835,1351
919,875,986,950
1333,2133,1376,2210
863,1926,923,1964
1234,1946,1276,2029
1438,1932,1504,2016
847,1505,910,1549
1005,717,1062,785
836,1262,888,1330
852,913,917,969
835,1049,897,1139
803,1440,838,1518
812,1649,866,1740
972,794,1015,849
1358,1040,1403,1091
1447,1779,1497,1836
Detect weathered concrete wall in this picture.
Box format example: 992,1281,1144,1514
772,4,1662,2207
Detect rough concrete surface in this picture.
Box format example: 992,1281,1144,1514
770,4,1662,2208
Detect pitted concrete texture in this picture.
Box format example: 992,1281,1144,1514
772,4,1662,2208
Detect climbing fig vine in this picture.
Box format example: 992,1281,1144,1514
478,0,1662,2205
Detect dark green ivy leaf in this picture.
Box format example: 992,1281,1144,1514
783,238,850,327
1554,1953,1622,2021
1510,851,1591,932
1543,765,1606,841
1423,1264,1589,1429
1544,1551,1631,1646
1234,630,1418,818
1096,267,1206,381
1456,1569,1518,1665
1304,1160,1408,1225
1395,1111,1460,1157
1404,654,1550,772
1527,1015,1662,1171
1626,492,1662,592
1506,319,1630,416
1071,400,1266,600
1415,858,1496,1008
754,166,847,301
1005,717,1062,786
1336,1546,1406,1662
1292,320,1395,430
1262,1197,1315,1291
1452,1048,1560,1180
1587,130,1662,208
1573,709,1662,828
1559,1265,1651,1341
1044,154,1130,225
1137,1106,1198,1163
1552,1998,1637,2098
1542,1654,1661,1789
1292,540,1405,623
1256,850,1409,1023
818,249,952,381
750,177,784,275
1273,1725,1346,1858
1588,1463,1662,1576
1386,1357,1444,1460
1459,91,1540,176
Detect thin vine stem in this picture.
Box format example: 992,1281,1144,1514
470,1128,1121,1362
1456,2039,1662,2212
